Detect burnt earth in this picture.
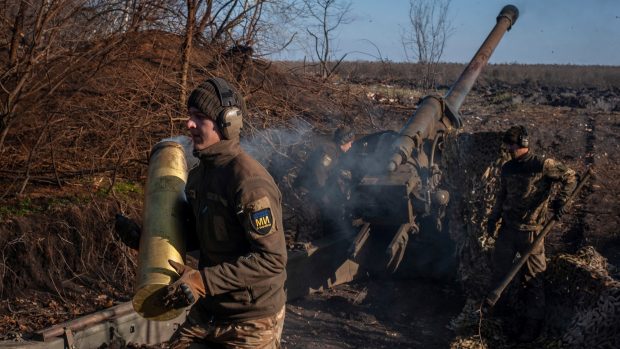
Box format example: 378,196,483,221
283,278,464,349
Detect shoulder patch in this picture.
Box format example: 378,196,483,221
250,208,273,235
245,196,274,236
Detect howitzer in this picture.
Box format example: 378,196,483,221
484,168,593,308
346,5,519,273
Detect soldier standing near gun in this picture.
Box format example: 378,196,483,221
294,126,355,233
158,77,287,348
486,125,576,342
295,125,355,199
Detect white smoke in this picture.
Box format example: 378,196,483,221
158,135,199,170
240,118,314,166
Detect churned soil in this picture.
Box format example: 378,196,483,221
283,278,464,349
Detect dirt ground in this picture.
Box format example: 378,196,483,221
282,277,464,349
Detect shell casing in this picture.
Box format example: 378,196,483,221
133,141,189,321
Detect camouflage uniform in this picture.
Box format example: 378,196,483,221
169,139,287,349
169,306,285,349
294,126,354,204
488,152,576,320
294,140,343,203
294,139,353,234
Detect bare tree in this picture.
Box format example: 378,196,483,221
401,0,453,89
0,0,174,152
1,0,87,151
179,0,198,108
301,0,353,79
0,0,301,196
250,1,299,57
190,0,268,47
0,0,181,197
177,1,284,101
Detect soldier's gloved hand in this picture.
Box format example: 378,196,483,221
552,199,567,219
162,260,207,308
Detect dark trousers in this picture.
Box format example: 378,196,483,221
492,225,546,320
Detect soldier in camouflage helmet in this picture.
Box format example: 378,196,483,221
163,77,287,348
487,125,577,342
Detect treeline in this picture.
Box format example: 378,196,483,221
281,61,620,90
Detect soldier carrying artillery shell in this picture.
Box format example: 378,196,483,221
117,77,287,349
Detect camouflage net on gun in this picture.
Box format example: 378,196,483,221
442,131,510,348
441,131,620,348
442,131,506,298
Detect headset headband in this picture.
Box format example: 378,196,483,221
206,77,237,108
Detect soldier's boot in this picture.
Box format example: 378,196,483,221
517,318,542,343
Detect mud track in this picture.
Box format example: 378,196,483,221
283,278,464,349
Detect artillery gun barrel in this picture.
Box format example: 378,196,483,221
388,5,519,172
445,5,519,110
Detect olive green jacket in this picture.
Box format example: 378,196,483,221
185,140,287,321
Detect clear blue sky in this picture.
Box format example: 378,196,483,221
274,0,620,66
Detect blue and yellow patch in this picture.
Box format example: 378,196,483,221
250,208,273,235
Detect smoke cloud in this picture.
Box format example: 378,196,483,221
240,118,314,167
158,135,199,170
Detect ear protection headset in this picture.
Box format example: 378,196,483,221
204,77,244,140
518,125,529,148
